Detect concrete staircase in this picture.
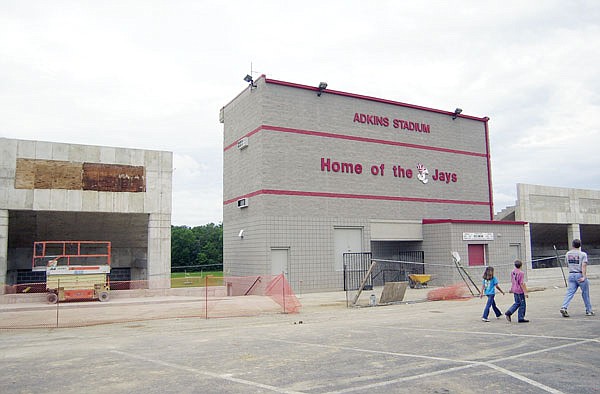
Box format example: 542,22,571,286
495,205,516,221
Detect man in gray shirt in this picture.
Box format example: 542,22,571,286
560,239,594,317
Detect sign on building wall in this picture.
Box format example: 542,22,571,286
463,232,494,241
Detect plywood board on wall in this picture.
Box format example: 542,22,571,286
14,158,145,192
49,161,82,189
14,158,36,189
82,163,145,192
16,159,82,190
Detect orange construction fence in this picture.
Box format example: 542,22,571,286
0,274,301,329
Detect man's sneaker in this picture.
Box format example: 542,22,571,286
586,311,595,316
560,308,570,317
505,313,511,322
482,317,490,322
518,319,530,323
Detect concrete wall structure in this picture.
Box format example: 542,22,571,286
422,219,527,285
0,138,172,290
221,76,526,291
496,183,600,268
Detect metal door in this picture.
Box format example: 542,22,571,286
468,244,485,266
334,228,363,271
271,248,289,276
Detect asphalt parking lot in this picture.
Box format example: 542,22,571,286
1,285,598,394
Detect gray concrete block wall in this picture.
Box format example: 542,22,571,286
223,79,492,215
221,83,266,148
223,212,371,291
222,78,494,291
222,84,268,206
421,222,456,285
260,81,487,154
223,215,269,277
451,222,526,282
224,78,491,212
265,216,370,291
225,184,488,222
257,131,490,203
422,221,527,287
223,134,265,203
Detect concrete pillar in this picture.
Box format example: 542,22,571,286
0,209,8,294
146,213,171,289
568,224,581,247
523,223,533,270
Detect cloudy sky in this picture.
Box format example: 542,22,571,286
1,1,599,226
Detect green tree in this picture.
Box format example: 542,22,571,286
171,223,223,272
171,226,196,272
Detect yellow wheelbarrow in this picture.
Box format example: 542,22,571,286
408,274,431,289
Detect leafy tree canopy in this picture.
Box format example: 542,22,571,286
171,223,222,272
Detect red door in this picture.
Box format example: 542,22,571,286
468,244,485,266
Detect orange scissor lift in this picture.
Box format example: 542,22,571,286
32,241,111,303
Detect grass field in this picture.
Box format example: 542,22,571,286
170,271,223,288
171,271,223,278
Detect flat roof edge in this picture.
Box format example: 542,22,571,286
264,77,489,122
422,219,528,225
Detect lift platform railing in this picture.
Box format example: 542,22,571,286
32,241,111,271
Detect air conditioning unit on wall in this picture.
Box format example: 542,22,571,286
237,198,249,208
237,137,249,150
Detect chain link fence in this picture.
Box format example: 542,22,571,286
0,274,299,329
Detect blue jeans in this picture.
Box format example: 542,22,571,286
506,293,526,321
561,273,593,312
482,294,502,319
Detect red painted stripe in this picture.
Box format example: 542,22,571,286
224,189,490,207
263,77,489,122
483,118,494,219
224,125,487,158
422,218,527,225
223,125,263,151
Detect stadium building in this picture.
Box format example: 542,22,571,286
497,183,600,269
0,138,172,291
221,76,527,292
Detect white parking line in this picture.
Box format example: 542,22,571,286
323,364,477,393
483,363,564,394
261,337,570,394
266,338,475,364
110,328,596,394
371,325,600,343
491,338,598,363
110,350,305,394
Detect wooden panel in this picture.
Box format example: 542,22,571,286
82,163,145,192
14,158,35,189
15,158,145,192
33,160,52,189
15,159,82,190
51,161,82,189
379,281,408,303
